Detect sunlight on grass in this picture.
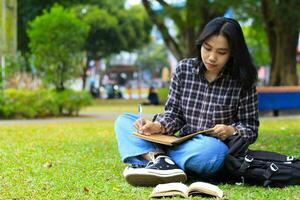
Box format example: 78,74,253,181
0,117,300,199
83,99,165,113
0,121,153,199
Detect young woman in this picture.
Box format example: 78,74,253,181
115,17,259,186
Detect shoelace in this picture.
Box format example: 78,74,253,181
146,152,162,168
146,152,169,167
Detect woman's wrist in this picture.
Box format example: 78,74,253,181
228,125,238,136
154,122,165,134
160,123,166,134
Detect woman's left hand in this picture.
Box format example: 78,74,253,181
211,124,236,141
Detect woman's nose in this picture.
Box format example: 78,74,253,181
208,54,217,62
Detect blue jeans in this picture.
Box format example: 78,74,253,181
115,113,228,176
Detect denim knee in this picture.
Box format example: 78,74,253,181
184,140,228,175
185,151,227,175
114,113,157,165
115,113,137,134
115,113,137,126
167,135,228,176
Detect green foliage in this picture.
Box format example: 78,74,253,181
119,5,152,51
1,52,27,79
71,4,152,59
72,5,119,58
54,89,92,116
0,93,3,116
232,0,300,85
136,42,169,75
156,88,169,104
0,54,20,90
0,89,92,119
231,0,272,68
242,25,270,67
27,5,89,91
261,1,300,30
18,0,123,52
142,0,230,59
1,89,55,118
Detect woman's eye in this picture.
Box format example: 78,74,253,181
218,52,227,55
204,46,211,51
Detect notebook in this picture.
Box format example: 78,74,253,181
133,128,213,146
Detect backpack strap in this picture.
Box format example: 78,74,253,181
238,155,253,173
262,163,279,187
285,156,294,163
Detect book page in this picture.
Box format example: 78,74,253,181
133,128,213,146
187,182,223,198
133,132,178,146
172,128,214,144
150,182,189,198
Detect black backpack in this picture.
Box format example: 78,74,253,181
223,136,300,187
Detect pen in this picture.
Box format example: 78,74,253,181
138,104,143,132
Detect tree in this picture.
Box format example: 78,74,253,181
28,5,89,91
142,0,230,60
18,1,152,89
242,25,270,67
260,0,300,86
17,0,92,75
17,0,124,53
233,0,300,86
136,42,169,79
71,4,152,89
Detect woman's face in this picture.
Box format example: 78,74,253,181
201,34,231,75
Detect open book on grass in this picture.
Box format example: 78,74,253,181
150,182,224,198
133,128,213,146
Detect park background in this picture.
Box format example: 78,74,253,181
0,0,300,199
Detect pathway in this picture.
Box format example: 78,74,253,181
0,111,155,125
1,110,300,125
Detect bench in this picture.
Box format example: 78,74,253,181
257,86,300,116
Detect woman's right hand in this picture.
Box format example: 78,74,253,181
133,119,163,135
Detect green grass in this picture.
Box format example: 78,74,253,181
83,99,165,114
1,100,300,199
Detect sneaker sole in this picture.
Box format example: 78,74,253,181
124,168,187,187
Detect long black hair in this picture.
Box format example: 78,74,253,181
196,17,257,89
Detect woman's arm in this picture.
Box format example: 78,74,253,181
232,84,259,144
154,63,186,135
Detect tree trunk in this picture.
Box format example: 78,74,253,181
261,0,299,86
96,59,104,89
82,52,93,90
142,0,184,60
142,0,225,60
82,59,89,91
269,30,298,85
82,64,88,91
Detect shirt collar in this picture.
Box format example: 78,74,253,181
195,58,231,83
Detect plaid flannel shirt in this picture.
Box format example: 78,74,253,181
154,58,259,144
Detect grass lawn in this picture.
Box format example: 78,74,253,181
1,100,300,199
83,99,165,114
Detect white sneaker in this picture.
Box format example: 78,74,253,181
123,156,187,186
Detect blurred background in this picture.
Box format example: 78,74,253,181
0,0,300,101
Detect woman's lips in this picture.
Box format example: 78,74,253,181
205,62,217,68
